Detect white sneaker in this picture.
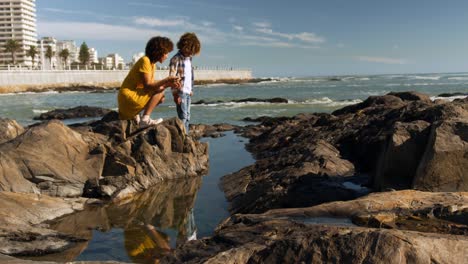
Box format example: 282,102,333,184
140,116,163,127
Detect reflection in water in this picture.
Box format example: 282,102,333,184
43,177,202,263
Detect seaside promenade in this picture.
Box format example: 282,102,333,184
0,67,252,93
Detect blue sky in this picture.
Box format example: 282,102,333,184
37,0,468,77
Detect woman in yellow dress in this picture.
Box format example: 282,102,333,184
118,36,181,126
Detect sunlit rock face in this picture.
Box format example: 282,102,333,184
0,113,209,199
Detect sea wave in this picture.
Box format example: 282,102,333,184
409,75,441,80
32,109,50,114
430,95,467,101
447,77,468,81
192,97,361,108
303,97,362,106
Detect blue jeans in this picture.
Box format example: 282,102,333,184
176,92,191,134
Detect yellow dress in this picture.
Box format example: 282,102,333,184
118,56,156,120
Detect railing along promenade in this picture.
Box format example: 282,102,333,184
0,65,253,93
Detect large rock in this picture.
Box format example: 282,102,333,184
0,113,209,199
33,106,112,120
0,192,88,257
413,120,468,191
0,120,104,196
232,92,468,214
164,190,468,263
0,118,24,144
374,121,431,190
221,140,361,214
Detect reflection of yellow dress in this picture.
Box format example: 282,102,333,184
118,56,156,120
124,226,170,264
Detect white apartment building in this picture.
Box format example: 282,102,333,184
0,0,37,66
89,47,98,64
132,52,144,64
100,53,124,69
56,40,78,67
38,36,57,69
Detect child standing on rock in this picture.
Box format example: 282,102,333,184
169,33,201,134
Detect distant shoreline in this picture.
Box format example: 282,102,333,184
0,78,273,94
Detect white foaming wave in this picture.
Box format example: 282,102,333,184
32,109,50,114
409,75,441,80
448,77,468,81
430,95,467,101
304,97,362,106
384,83,401,87
342,77,370,81
193,101,287,108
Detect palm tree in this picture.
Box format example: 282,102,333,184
45,46,54,69
26,45,38,68
59,48,70,68
4,39,21,65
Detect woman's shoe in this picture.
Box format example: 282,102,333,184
140,115,163,127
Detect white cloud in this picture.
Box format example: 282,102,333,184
253,21,271,28
134,17,185,27
38,21,173,41
255,28,325,43
201,21,214,27
127,2,169,8
337,43,345,48
233,25,244,32
356,56,408,65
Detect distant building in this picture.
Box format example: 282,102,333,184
132,52,144,63
37,36,57,70
56,40,78,66
100,53,124,69
0,0,37,66
88,47,98,64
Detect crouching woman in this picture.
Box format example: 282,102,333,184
118,36,180,126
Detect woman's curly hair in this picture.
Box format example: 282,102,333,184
145,36,174,63
177,32,201,56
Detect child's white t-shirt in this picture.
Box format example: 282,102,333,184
182,57,192,94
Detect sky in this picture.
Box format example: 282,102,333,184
37,0,468,77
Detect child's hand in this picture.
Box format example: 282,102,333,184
173,93,181,105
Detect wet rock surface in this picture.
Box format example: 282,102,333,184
163,190,468,264
0,118,24,144
222,92,468,215
0,110,209,262
162,92,468,263
33,106,112,120
1,91,467,263
0,112,208,199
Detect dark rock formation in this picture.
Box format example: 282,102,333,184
437,92,468,97
33,105,112,120
163,190,468,264
190,123,241,139
0,118,24,144
225,92,467,214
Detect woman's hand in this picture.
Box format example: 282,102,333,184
165,76,182,89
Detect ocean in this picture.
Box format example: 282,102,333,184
1,72,467,126
1,72,467,262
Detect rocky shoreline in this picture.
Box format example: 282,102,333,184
0,91,466,263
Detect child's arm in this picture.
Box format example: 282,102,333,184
169,57,182,104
